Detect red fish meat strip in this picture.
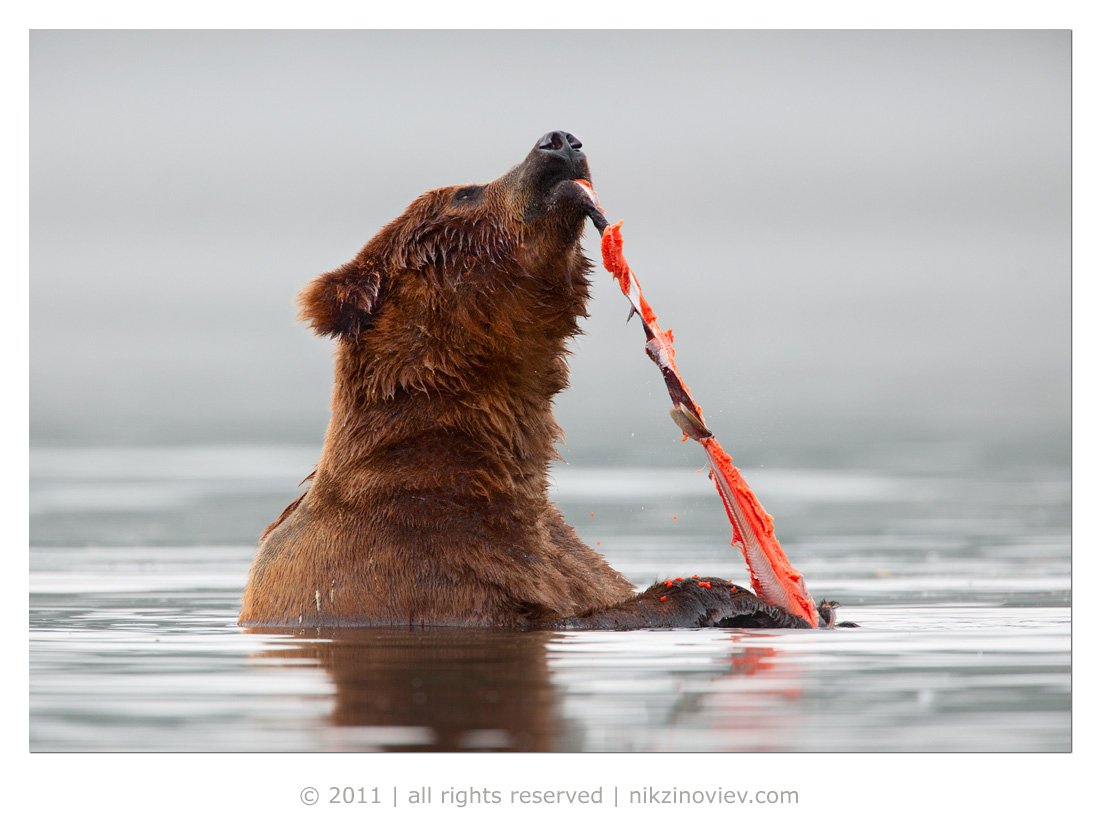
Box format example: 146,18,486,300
575,179,819,627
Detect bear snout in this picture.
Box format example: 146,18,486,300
532,130,588,180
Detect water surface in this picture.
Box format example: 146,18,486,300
29,443,1070,752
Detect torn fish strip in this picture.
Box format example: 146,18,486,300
576,179,819,627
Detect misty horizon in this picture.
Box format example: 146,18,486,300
30,30,1069,465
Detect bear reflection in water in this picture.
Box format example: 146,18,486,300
246,628,793,751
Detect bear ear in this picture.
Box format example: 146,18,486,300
298,258,386,340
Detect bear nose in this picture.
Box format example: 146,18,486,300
536,130,583,161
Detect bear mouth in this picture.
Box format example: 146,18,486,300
521,134,592,221
534,131,590,186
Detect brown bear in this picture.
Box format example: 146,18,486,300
239,131,819,630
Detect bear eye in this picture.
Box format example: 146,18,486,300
453,185,484,204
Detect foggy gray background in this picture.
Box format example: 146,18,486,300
30,30,1069,466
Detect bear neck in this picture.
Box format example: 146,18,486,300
310,331,574,517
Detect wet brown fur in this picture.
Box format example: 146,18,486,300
240,139,644,628
239,136,812,630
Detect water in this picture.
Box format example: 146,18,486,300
29,441,1070,752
